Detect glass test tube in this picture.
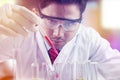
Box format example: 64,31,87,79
31,61,40,80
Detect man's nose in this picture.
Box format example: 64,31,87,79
53,25,64,37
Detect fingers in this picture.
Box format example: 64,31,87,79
3,4,13,19
9,4,40,31
0,5,13,37
0,4,28,36
8,11,39,32
1,17,28,36
12,4,40,26
0,24,19,37
12,5,41,31
0,4,41,37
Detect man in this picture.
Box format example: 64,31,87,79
0,0,120,80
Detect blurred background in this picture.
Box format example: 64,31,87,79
0,0,120,51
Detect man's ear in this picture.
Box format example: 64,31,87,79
32,8,39,16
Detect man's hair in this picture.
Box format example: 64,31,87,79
38,0,88,14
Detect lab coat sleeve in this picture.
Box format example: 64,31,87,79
0,37,15,62
88,28,120,80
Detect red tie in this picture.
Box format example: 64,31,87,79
48,48,60,64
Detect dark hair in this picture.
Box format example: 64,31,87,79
38,0,88,14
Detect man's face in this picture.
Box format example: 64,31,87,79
40,3,81,49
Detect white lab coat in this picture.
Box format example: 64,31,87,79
0,24,120,80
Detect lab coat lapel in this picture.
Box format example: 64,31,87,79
35,31,52,65
54,35,77,64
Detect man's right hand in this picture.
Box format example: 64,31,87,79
0,4,41,37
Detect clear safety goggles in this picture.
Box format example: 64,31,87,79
40,12,82,32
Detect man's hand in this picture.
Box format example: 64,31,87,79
0,4,40,37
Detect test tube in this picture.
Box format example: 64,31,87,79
31,61,40,80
